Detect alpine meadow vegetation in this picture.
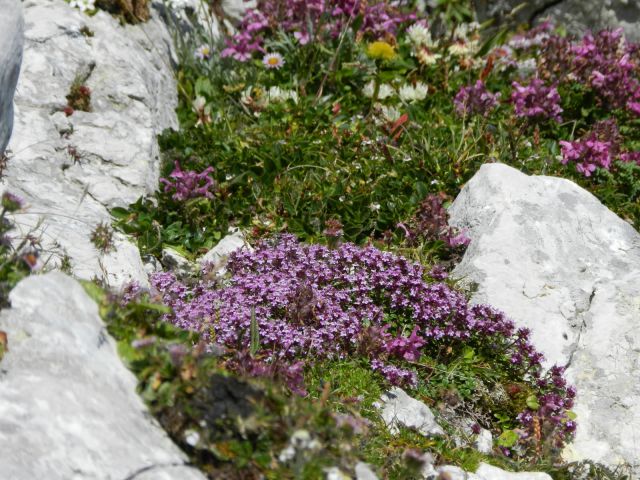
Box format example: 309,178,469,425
52,0,640,478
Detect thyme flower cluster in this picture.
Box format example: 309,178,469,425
151,236,574,447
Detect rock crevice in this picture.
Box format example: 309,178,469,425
2,0,178,287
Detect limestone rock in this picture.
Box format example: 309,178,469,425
422,461,551,480
0,272,205,480
435,465,473,480
198,229,251,274
449,163,640,473
475,463,552,480
375,387,444,437
0,0,24,153
3,0,178,287
355,462,379,480
475,0,640,43
162,246,195,276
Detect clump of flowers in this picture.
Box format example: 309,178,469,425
570,29,640,111
160,161,216,201
151,235,575,454
398,82,428,103
454,80,500,117
511,78,563,122
559,118,640,176
221,0,418,62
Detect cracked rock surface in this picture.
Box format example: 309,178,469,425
449,163,640,473
0,272,205,480
475,0,640,42
0,0,23,154
3,0,178,287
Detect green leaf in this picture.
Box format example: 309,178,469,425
526,394,540,410
250,307,260,358
462,346,475,361
566,410,578,420
476,27,509,58
497,429,519,448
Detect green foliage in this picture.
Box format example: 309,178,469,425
104,6,639,478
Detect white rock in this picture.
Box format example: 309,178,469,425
3,0,178,288
0,272,205,480
0,0,23,153
325,466,351,480
375,387,444,437
436,465,470,480
449,163,640,473
476,0,640,43
198,229,251,274
162,246,195,275
475,463,552,480
355,462,379,480
475,428,493,454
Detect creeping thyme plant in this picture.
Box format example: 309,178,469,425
102,0,640,478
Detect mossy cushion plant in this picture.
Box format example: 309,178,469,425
103,0,639,478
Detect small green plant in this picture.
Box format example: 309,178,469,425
65,80,92,114
0,192,42,307
90,221,115,253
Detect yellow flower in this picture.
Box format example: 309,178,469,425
367,41,396,61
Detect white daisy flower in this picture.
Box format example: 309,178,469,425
194,44,212,60
263,52,285,69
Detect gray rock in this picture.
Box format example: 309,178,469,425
436,465,473,480
0,0,24,154
475,0,640,43
423,462,551,480
3,0,178,287
355,462,379,480
475,463,552,480
0,272,205,480
374,387,445,437
198,229,251,274
449,163,640,473
162,247,195,276
475,428,493,454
